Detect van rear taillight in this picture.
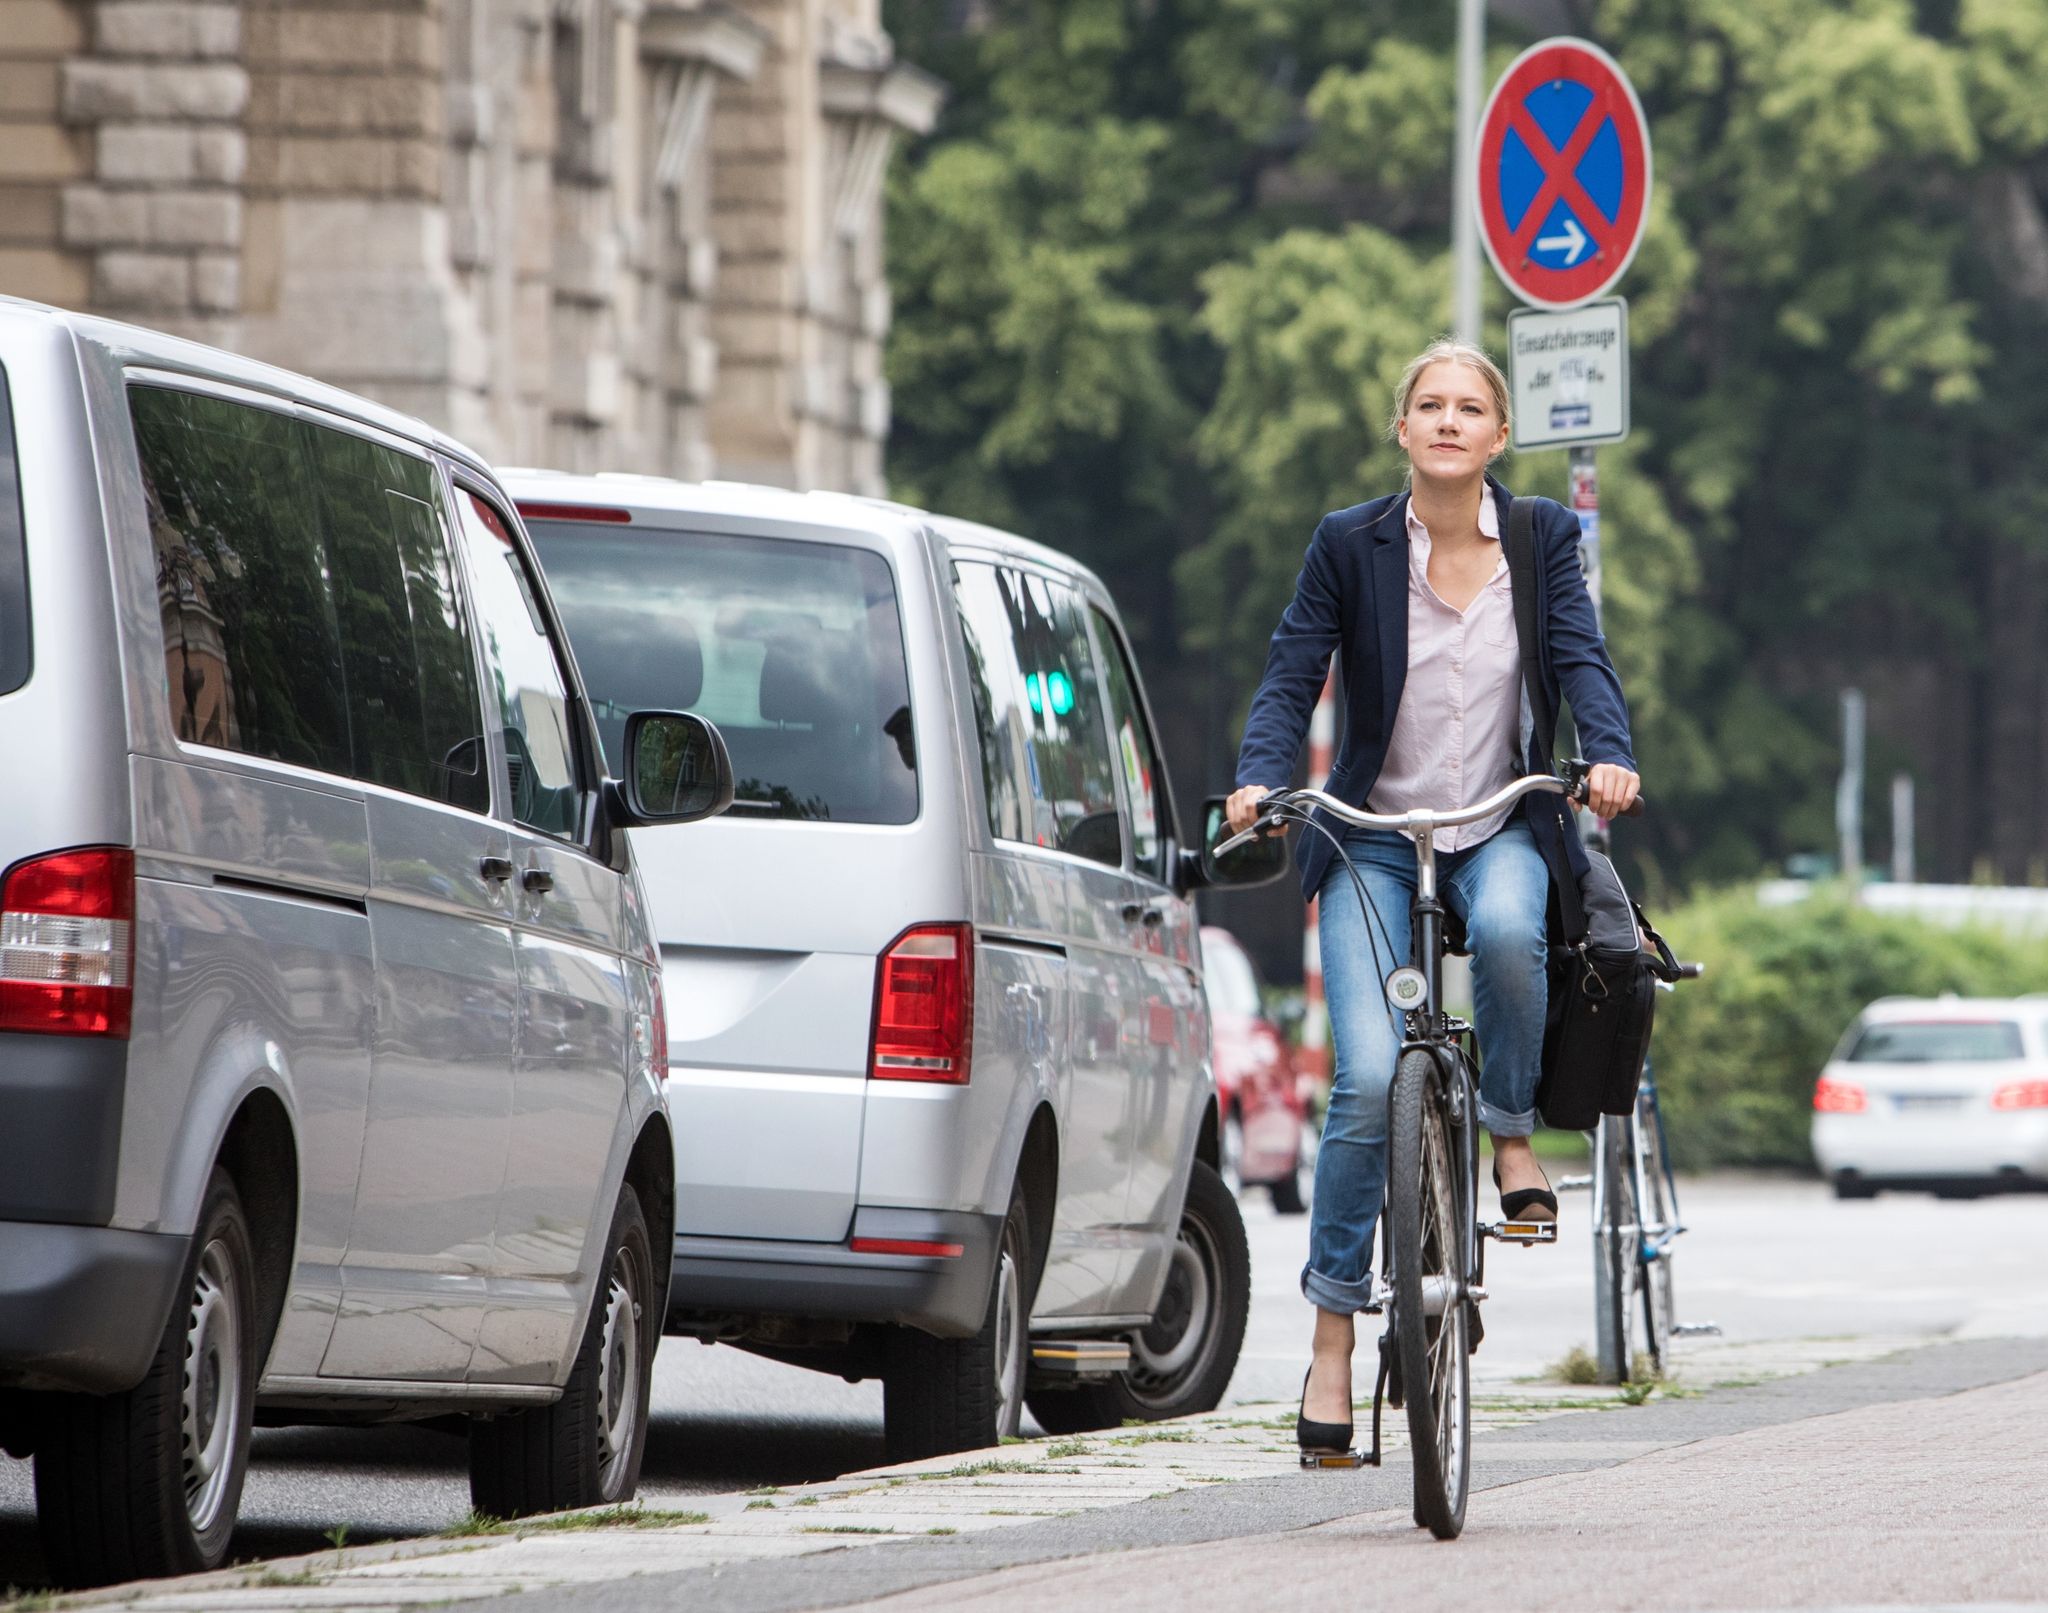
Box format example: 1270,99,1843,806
0,847,135,1038
870,923,973,1083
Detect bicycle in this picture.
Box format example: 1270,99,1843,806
1216,762,1618,1539
1566,1042,1720,1383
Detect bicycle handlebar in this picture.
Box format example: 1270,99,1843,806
1215,761,1640,859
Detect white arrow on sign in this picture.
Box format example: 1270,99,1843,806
1535,215,1588,264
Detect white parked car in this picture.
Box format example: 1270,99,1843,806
1812,996,2048,1198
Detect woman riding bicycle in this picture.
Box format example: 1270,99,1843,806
1224,340,1640,1455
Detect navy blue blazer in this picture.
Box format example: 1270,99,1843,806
1234,477,1635,904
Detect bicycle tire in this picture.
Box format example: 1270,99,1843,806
1388,1047,1470,1540
1634,1091,1677,1376
1595,1115,1641,1382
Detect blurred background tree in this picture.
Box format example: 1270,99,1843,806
884,0,2048,975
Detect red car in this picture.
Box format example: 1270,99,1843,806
1201,926,1315,1214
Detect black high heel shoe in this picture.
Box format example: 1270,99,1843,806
1296,1365,1353,1454
1493,1160,1559,1221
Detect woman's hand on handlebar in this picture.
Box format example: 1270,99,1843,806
1226,784,1281,837
1581,762,1642,820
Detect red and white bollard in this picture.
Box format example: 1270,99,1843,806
1297,669,1338,1082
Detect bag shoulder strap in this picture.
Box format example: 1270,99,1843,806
1507,497,1589,944
1504,496,1554,763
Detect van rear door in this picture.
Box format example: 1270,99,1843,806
526,510,933,1243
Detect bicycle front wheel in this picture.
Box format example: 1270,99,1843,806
1634,1090,1677,1375
1388,1048,1470,1540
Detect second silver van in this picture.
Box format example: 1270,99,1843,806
508,471,1287,1458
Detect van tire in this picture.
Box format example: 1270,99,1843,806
468,1184,655,1519
1029,1160,1250,1431
882,1186,1031,1463
1022,1381,1123,1434
34,1170,258,1588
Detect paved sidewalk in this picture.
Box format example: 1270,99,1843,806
17,1331,1936,1613
853,1366,2048,1613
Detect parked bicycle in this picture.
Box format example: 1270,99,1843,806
1215,764,1622,1538
1564,1038,1720,1382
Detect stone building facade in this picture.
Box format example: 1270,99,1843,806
0,0,941,493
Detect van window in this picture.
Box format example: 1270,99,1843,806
952,562,1120,867
953,562,1035,845
0,365,28,694
134,386,353,776
1845,1020,2023,1063
528,521,918,825
306,425,489,814
453,493,584,838
1090,606,1169,883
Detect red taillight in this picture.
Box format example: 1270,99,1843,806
1992,1080,2048,1110
516,502,633,524
1813,1076,1867,1114
0,847,135,1038
648,979,670,1085
870,922,973,1083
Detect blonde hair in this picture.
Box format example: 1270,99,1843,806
1386,340,1512,459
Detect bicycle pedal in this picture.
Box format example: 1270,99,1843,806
1554,1174,1593,1192
1300,1448,1377,1470
1673,1321,1723,1337
1482,1219,1558,1244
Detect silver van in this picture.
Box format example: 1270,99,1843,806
0,301,732,1586
507,471,1288,1458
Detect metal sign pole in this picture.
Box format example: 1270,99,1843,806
1478,35,1651,1389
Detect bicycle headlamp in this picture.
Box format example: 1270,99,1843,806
1385,967,1427,1012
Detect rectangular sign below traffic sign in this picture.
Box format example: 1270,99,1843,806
1507,298,1629,450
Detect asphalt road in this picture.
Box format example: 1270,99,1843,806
4,1174,2045,1588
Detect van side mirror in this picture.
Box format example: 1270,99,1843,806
1184,795,1290,890
605,711,735,827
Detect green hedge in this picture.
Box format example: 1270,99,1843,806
1643,888,2048,1170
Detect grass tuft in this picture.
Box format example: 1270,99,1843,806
442,1505,709,1538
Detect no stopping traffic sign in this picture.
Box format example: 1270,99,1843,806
1475,38,1651,309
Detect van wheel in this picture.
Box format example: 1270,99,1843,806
1029,1160,1250,1432
34,1170,257,1588
469,1184,655,1518
1123,1161,1250,1421
883,1186,1031,1463
1023,1380,1123,1434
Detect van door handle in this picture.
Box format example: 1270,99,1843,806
478,855,515,884
521,867,555,895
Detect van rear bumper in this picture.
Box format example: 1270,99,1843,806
0,1222,189,1394
666,1207,1001,1339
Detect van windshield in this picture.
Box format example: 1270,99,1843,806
0,365,28,694
1846,1020,2024,1063
528,520,918,824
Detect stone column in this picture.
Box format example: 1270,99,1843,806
637,2,766,480
236,0,474,428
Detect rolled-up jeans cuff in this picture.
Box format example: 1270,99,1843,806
1301,1262,1377,1315
1478,1098,1537,1138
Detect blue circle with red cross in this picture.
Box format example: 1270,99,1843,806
1476,38,1651,309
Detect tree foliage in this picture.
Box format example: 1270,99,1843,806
885,0,2048,893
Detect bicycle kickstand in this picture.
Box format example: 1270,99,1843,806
1298,1333,1388,1471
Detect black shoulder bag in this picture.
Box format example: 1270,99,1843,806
1503,496,1680,1131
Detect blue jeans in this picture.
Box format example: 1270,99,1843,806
1302,819,1550,1315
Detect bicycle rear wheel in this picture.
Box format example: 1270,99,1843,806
1595,1115,1642,1382
1634,1090,1676,1375
1388,1048,1470,1540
